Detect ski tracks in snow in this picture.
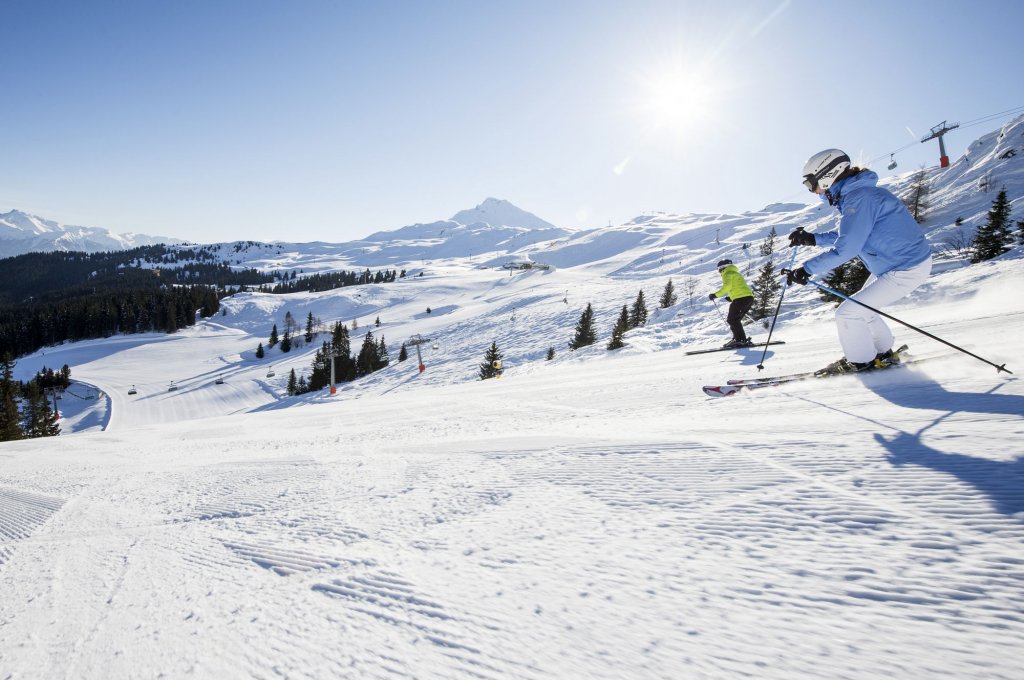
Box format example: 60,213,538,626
1,396,1022,678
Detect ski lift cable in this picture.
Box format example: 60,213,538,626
957,104,1024,129
868,103,1024,167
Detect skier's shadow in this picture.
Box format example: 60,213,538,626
866,374,1024,518
863,370,1024,417
875,431,1024,517
736,347,779,367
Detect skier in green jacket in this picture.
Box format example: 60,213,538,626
708,259,755,349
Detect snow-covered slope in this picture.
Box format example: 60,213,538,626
1,117,1023,679
0,210,180,257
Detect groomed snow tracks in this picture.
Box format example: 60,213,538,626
0,486,65,566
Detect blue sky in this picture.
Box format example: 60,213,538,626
2,0,1022,243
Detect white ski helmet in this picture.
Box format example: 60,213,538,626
802,149,851,192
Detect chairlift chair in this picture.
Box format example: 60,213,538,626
266,367,276,378
128,385,137,395
215,376,225,385
167,381,178,392
887,154,898,170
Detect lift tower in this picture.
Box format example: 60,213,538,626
921,121,959,168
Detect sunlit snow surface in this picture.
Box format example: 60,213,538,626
2,118,1023,678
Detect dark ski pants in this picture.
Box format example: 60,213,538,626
727,296,754,341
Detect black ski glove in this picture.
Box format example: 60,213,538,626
782,267,810,285
708,293,717,301
788,228,816,247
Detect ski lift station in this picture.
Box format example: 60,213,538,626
501,260,553,272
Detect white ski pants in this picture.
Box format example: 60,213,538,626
835,256,932,364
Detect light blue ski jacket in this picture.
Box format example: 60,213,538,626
803,170,931,277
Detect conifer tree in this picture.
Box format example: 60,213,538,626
972,188,1014,262
268,324,279,348
608,305,630,350
307,342,331,391
0,354,24,442
398,343,409,362
819,258,870,303
297,374,308,394
287,368,298,395
629,290,648,328
331,323,355,382
546,347,555,361
376,337,390,370
375,316,381,327
750,259,782,319
355,331,378,378
165,303,178,333
479,342,503,380
280,330,292,353
23,381,60,438
1018,219,1024,244
568,303,597,350
759,226,778,257
305,312,315,343
255,342,265,359
659,279,678,308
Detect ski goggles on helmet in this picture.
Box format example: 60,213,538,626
802,154,850,193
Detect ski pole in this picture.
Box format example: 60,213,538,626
805,278,1012,375
712,297,727,323
756,246,799,371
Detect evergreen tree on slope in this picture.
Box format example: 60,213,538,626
972,188,1014,262
479,342,503,380
629,290,648,328
0,354,24,442
608,305,630,350
568,303,597,350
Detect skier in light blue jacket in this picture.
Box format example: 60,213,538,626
785,149,932,375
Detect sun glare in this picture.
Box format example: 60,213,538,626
637,66,718,138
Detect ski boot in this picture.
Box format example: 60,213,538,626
872,347,901,369
814,357,875,377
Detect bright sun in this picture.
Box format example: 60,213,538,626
638,66,718,138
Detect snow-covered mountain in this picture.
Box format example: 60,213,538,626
352,197,571,265
0,210,180,258
1,117,1023,680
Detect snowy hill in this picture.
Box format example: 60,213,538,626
1,117,1023,679
0,210,180,258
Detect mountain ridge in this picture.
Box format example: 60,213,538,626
0,210,180,258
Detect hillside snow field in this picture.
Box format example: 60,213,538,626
2,118,1024,678
1,255,1022,678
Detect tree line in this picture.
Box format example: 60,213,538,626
0,285,221,360
0,246,273,305
0,356,65,442
265,268,404,294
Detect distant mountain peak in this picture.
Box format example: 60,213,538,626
0,209,179,258
450,198,557,230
